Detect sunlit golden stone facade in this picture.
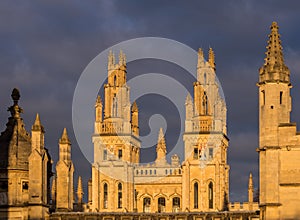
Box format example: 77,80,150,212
0,89,52,219
89,48,233,213
258,22,300,219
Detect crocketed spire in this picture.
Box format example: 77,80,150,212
259,22,290,83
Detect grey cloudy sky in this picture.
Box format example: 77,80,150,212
1,0,300,202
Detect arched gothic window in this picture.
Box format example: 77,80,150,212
158,197,166,213
113,95,118,117
118,183,122,208
143,197,151,213
194,182,198,209
172,197,180,212
114,75,117,87
103,183,108,209
202,92,208,115
209,182,213,209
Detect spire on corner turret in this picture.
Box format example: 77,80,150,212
59,128,70,145
156,128,167,164
32,113,43,131
197,48,205,68
208,47,215,70
119,50,126,66
259,22,290,83
265,22,285,68
108,50,115,70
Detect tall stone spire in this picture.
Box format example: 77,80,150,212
259,22,290,83
155,128,167,164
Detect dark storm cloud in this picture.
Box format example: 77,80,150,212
0,0,300,202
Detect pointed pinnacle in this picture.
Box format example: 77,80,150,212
208,47,216,70
95,95,102,105
34,113,41,126
59,128,71,144
32,113,44,131
185,94,193,104
197,48,205,68
132,101,138,112
248,172,253,188
77,176,83,194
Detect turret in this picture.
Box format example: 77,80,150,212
56,128,74,211
59,128,72,162
258,21,291,147
155,128,167,165
31,113,44,153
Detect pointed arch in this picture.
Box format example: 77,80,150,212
202,91,208,115
103,182,108,209
194,182,198,209
117,182,122,208
208,182,213,209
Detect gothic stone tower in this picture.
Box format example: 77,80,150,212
258,22,300,219
182,48,229,211
91,51,141,212
0,89,52,219
55,128,74,211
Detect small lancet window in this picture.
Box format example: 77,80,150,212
118,149,122,159
262,90,265,105
103,149,107,160
202,92,208,115
114,75,117,87
104,183,108,209
280,91,283,104
194,182,198,209
203,73,207,85
208,182,213,209
118,183,122,208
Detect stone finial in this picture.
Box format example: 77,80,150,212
248,172,254,203
208,47,216,70
197,48,205,68
108,50,115,70
248,172,253,189
119,50,126,66
185,94,193,105
32,113,44,131
156,128,166,153
59,128,71,144
11,88,20,104
95,95,102,106
77,176,83,204
131,101,138,112
8,88,23,118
